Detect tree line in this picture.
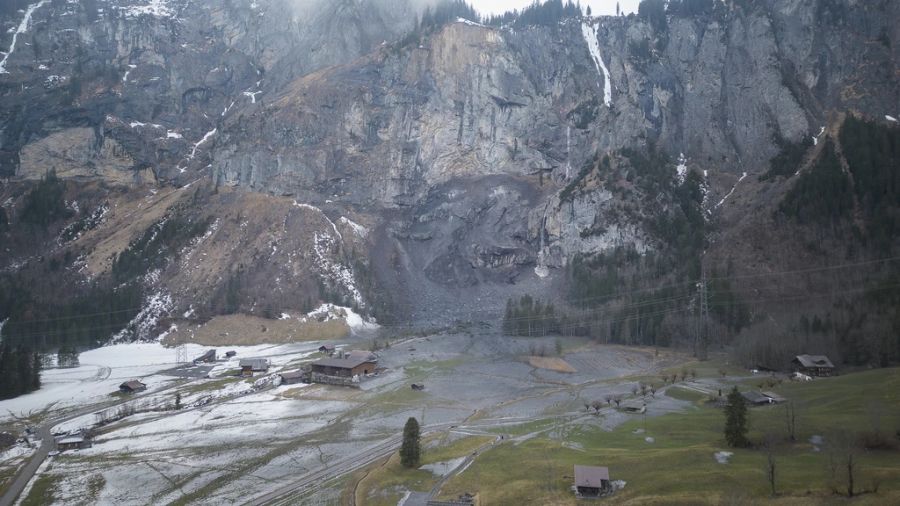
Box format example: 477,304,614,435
0,342,41,400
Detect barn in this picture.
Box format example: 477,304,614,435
574,465,611,497
792,355,835,377
279,370,307,385
311,356,376,378
119,380,147,394
56,435,91,451
239,358,269,377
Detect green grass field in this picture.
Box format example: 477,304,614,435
432,367,900,505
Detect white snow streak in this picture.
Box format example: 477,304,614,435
243,90,262,104
0,0,50,74
339,216,368,238
189,128,217,159
715,172,747,208
581,21,612,107
887,115,898,123
675,153,687,184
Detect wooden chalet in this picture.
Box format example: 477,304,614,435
792,355,835,377
56,435,91,451
574,465,611,497
311,356,376,378
279,370,307,385
239,358,269,377
119,380,147,394
318,344,336,356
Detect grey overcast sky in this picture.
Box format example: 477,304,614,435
468,0,641,16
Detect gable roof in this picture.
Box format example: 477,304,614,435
741,391,772,404
346,350,377,362
794,354,834,368
120,380,146,390
574,465,609,487
312,356,375,369
279,370,305,380
239,358,269,369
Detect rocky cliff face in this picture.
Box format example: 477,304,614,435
0,0,897,337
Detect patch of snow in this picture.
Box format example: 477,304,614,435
581,21,612,107
117,0,174,18
189,128,217,159
37,63,47,70
675,152,687,184
166,130,182,139
420,456,467,476
339,216,368,238
0,0,50,74
397,491,412,506
243,90,262,104
887,115,898,123
455,17,485,28
122,64,136,83
715,172,747,208
714,451,733,464
534,265,549,278
645,436,655,443
110,291,173,343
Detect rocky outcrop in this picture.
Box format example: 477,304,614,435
0,0,897,326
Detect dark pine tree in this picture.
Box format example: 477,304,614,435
724,386,749,447
400,417,422,468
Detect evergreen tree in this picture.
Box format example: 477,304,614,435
724,386,749,447
32,350,42,390
400,417,421,468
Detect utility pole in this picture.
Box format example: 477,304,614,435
696,263,710,360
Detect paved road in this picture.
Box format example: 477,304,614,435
1,404,102,506
0,379,189,506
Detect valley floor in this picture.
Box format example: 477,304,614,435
1,333,897,505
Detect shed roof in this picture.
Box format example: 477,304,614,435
318,344,336,351
58,436,84,444
239,358,269,369
794,354,834,368
741,391,772,404
574,465,609,487
279,370,305,380
346,350,377,361
312,356,375,370
120,380,146,390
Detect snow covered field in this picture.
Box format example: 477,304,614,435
0,341,321,422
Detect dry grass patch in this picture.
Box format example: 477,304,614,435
161,313,349,346
528,356,576,373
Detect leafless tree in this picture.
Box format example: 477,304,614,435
718,368,727,378
604,394,612,406
640,383,648,397
591,400,603,414
613,396,622,408
650,385,657,397
784,401,798,442
690,369,697,380
631,385,639,396
680,368,689,381
826,431,859,497
763,433,778,496
660,374,668,384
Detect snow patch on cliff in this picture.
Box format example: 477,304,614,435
110,291,173,343
675,153,687,184
119,0,175,18
340,216,368,238
715,172,747,209
312,232,363,308
0,0,50,74
581,21,612,107
189,128,217,159
887,115,898,123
